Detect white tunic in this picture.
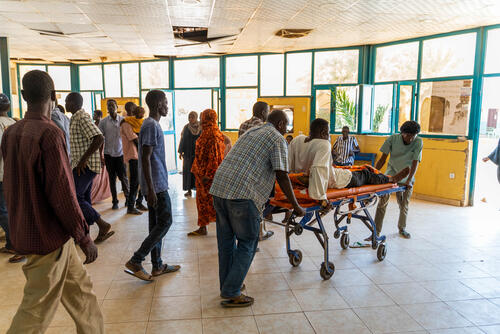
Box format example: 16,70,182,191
288,135,352,200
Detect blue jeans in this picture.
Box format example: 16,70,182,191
213,197,260,298
131,191,172,270
73,168,100,225
0,182,12,249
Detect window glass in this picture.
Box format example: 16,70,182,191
47,66,71,91
315,89,331,123
81,91,93,115
334,86,358,131
398,85,413,130
225,88,258,129
361,85,373,132
372,84,393,133
226,56,257,87
286,52,312,96
19,65,45,83
260,54,284,96
314,49,358,84
141,61,169,89
104,64,121,97
485,28,500,74
421,33,476,79
375,42,418,82
79,65,103,91
418,79,472,135
122,62,139,97
174,58,220,88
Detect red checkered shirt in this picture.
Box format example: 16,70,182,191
1,112,91,255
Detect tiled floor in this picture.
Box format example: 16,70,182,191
0,174,499,334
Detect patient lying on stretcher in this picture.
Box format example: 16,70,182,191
288,118,410,201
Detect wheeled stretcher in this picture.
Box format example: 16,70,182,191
264,177,406,280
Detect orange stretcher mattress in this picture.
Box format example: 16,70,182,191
272,165,397,208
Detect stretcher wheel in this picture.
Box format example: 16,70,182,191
371,239,378,250
333,230,340,239
340,233,349,249
293,224,303,236
377,244,387,261
320,261,335,280
288,249,303,267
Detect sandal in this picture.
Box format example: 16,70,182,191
8,254,25,263
221,294,254,308
152,264,181,277
124,261,154,281
259,230,274,241
187,228,207,236
0,247,15,254
94,230,115,244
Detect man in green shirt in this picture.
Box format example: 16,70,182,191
374,121,423,239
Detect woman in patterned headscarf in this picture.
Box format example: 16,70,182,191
188,109,225,236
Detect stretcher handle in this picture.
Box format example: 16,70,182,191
336,193,379,216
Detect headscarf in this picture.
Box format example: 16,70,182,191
124,116,144,133
191,109,225,179
187,111,201,136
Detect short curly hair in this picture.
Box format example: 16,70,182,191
400,121,421,135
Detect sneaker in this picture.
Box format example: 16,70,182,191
112,203,119,210
127,208,143,215
399,229,411,239
136,203,148,211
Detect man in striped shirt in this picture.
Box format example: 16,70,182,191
332,126,360,166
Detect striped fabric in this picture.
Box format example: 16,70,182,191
332,136,359,165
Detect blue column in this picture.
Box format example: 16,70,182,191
0,37,12,116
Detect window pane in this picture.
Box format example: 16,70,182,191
361,85,373,132
159,90,174,132
372,84,393,133
398,85,413,130
314,50,359,84
122,62,139,97
418,79,472,135
226,56,257,87
19,65,45,83
55,92,70,109
225,88,258,129
81,91,93,115
174,58,220,88
48,66,71,91
79,65,103,91
334,86,358,131
141,61,169,89
485,28,500,74
375,42,418,82
421,33,476,79
286,52,311,96
260,54,284,96
104,64,121,97
315,89,331,122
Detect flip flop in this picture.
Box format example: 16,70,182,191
152,264,181,277
221,294,254,308
259,230,274,241
124,266,154,282
8,254,26,263
94,230,115,244
350,241,371,248
187,230,207,236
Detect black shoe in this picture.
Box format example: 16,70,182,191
127,208,143,215
112,203,119,210
136,203,148,211
399,229,411,239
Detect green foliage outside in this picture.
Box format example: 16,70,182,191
335,89,356,130
373,104,389,132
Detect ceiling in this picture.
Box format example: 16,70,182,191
1,0,500,62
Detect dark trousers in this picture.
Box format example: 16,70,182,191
214,196,260,298
73,168,100,225
0,182,12,249
131,191,172,270
127,159,144,210
346,169,389,188
104,155,129,205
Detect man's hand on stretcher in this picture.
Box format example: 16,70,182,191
276,171,306,217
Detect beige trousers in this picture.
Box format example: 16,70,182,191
374,186,414,234
7,239,104,334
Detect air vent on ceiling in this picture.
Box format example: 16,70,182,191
275,29,313,38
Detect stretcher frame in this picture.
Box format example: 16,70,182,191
264,186,406,280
